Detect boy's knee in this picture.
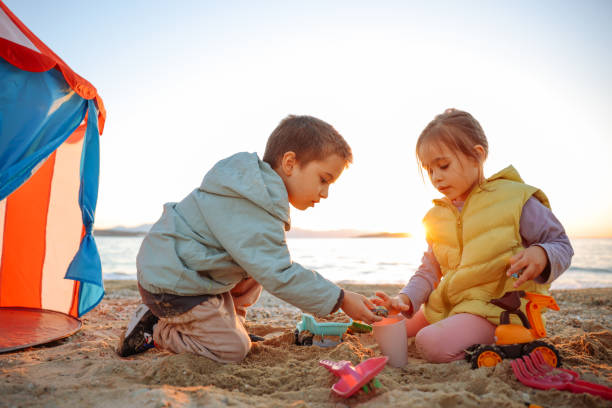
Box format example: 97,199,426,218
154,321,251,363
226,340,251,363
415,327,453,363
215,331,251,363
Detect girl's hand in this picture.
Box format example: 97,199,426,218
372,292,412,315
507,245,549,288
341,290,383,324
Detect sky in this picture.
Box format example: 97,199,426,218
6,0,612,237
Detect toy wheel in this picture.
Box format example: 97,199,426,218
523,341,561,367
471,345,504,369
294,329,313,346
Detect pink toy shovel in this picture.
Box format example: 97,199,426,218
319,356,388,398
511,350,612,400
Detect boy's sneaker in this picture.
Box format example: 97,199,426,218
248,333,265,342
117,304,159,357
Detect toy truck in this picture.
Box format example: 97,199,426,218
466,291,561,369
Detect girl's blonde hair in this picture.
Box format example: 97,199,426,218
416,108,488,179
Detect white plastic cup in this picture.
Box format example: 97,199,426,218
372,314,408,368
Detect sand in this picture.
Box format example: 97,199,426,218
1,281,611,408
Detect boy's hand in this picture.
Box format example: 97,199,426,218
507,245,549,288
341,290,382,324
372,292,412,315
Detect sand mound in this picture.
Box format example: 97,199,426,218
1,283,610,407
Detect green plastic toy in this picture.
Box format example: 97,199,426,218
349,321,373,333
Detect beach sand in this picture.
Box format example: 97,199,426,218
1,281,610,408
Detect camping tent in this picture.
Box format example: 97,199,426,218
0,1,106,352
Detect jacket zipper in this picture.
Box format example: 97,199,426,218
436,186,480,313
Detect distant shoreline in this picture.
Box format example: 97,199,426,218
94,230,412,238
94,226,412,239
355,232,411,238
94,226,611,239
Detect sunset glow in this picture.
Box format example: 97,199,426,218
6,1,611,238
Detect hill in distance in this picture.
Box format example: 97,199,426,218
95,224,411,239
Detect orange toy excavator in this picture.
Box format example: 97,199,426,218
466,291,561,369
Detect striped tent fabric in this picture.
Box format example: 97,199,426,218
0,0,106,338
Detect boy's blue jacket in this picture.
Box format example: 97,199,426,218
136,152,342,316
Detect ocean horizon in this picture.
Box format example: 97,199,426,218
97,236,612,290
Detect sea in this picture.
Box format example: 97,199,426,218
96,236,612,290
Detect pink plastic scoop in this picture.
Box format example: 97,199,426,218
319,356,388,398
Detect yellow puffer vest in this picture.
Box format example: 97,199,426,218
422,166,550,326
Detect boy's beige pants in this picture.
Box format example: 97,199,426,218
152,277,262,363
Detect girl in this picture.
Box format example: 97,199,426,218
374,108,573,363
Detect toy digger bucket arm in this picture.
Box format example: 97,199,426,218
524,292,560,339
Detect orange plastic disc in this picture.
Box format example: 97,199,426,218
477,350,503,367
533,346,558,367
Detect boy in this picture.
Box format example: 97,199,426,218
117,115,381,362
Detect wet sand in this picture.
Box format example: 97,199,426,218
0,281,610,407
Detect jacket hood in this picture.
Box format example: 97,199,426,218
200,152,291,228
487,165,524,183
487,165,550,208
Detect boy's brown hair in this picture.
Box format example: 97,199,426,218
263,115,353,169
